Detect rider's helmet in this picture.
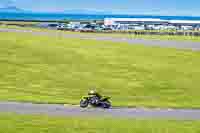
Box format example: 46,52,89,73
88,89,97,95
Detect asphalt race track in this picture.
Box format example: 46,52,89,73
0,28,200,50
0,102,200,120
1,28,200,120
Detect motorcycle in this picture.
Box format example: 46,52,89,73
80,95,111,109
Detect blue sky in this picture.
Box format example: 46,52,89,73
0,0,200,16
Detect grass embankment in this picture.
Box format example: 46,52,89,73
0,32,200,108
0,114,200,133
0,21,39,25
0,24,200,42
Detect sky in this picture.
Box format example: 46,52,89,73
0,0,200,16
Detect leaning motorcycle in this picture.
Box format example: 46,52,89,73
80,96,111,108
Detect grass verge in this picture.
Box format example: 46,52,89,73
0,32,200,108
0,113,200,133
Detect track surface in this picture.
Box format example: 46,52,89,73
0,28,200,50
1,28,200,120
1,102,200,120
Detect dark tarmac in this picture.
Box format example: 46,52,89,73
1,102,200,120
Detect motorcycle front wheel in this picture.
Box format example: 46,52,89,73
80,99,89,108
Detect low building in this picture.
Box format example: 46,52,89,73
181,26,193,30
104,18,200,31
104,18,168,26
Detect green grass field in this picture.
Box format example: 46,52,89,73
0,32,200,108
1,24,200,42
0,21,39,25
0,113,200,133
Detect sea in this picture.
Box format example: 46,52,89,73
1,12,200,21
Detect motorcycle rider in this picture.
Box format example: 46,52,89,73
88,89,102,101
79,89,111,108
